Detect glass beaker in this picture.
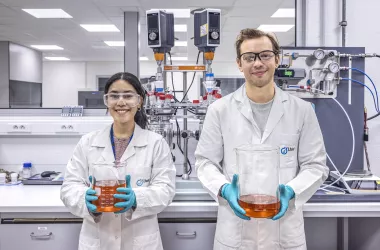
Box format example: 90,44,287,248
235,144,280,218
90,162,127,213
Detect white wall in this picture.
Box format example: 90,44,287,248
9,43,42,83
43,61,86,107
347,0,380,176
42,60,242,106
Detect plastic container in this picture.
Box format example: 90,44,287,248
235,144,280,218
90,162,127,213
22,162,32,179
11,173,18,184
0,173,6,185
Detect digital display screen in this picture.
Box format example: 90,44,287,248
147,14,158,29
277,69,295,77
208,12,220,28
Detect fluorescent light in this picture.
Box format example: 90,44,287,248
45,57,70,61
171,57,188,61
257,25,294,32
31,45,63,50
175,41,188,47
80,24,120,32
140,57,149,61
164,9,191,18
174,25,187,32
104,41,124,47
22,9,72,18
271,8,295,18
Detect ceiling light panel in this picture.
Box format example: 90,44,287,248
271,8,295,18
104,41,124,46
174,25,187,32
257,25,294,32
45,57,70,61
22,9,72,18
175,41,188,47
80,24,120,32
31,45,64,50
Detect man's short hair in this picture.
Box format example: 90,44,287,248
235,28,280,59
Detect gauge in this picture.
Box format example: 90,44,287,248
313,49,326,60
211,31,219,40
148,32,157,41
328,62,340,73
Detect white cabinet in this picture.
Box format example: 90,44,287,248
0,222,82,250
159,220,216,250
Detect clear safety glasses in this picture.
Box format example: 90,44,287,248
240,50,277,63
103,92,141,108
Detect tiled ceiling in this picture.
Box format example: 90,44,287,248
0,0,295,62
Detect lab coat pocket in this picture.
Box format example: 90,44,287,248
78,234,100,250
132,166,152,188
133,230,162,250
280,210,306,248
215,198,243,248
279,134,299,184
279,134,299,168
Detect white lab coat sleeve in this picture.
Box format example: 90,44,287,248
125,138,176,221
195,103,229,201
286,104,329,211
60,136,94,222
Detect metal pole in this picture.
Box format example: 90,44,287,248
341,0,347,47
163,53,167,91
182,71,189,180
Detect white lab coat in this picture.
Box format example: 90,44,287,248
60,124,176,250
195,84,329,250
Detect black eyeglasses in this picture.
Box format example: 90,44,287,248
239,50,277,63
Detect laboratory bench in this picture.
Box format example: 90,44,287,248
1,185,380,250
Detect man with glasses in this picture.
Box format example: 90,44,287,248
195,29,328,249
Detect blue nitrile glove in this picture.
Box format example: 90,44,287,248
113,175,137,214
221,174,250,221
85,176,98,213
272,184,295,221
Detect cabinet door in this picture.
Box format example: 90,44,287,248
159,222,216,250
0,223,81,250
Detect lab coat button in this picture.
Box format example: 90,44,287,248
115,215,118,218
115,236,118,239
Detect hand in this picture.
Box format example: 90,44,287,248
221,174,250,220
272,184,295,220
85,176,98,213
113,175,137,214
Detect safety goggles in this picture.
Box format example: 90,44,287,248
103,92,141,108
239,50,277,63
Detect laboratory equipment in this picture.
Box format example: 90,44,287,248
22,162,32,179
145,8,221,179
235,144,280,218
90,163,127,213
0,172,6,184
10,173,18,184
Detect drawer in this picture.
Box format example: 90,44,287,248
159,220,216,250
0,223,81,250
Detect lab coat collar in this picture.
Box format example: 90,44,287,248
233,83,288,143
91,123,148,163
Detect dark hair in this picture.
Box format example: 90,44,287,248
235,28,280,59
104,72,148,129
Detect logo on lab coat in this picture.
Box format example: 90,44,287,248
280,146,295,155
136,179,150,186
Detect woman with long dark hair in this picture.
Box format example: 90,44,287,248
61,72,175,250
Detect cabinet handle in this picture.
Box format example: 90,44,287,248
176,231,196,237
30,232,53,240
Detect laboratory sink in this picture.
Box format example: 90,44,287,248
174,177,213,201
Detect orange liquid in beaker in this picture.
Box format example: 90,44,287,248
238,194,280,218
92,181,126,212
